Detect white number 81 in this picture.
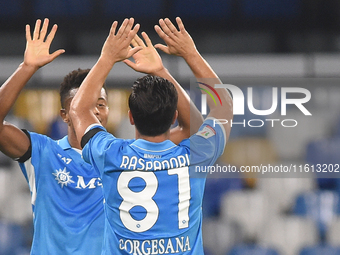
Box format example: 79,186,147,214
117,167,190,233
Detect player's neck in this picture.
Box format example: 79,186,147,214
68,126,82,150
136,130,170,143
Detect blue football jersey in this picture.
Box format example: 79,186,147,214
19,133,104,255
82,118,226,255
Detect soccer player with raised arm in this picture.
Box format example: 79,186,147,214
123,33,204,144
0,19,108,254
0,18,198,255
70,17,232,255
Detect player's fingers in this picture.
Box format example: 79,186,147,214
33,19,41,40
154,44,170,55
123,18,135,38
123,59,137,70
109,21,118,37
25,24,32,42
126,46,143,59
131,38,138,48
158,19,174,38
176,17,186,32
50,49,66,61
120,18,135,40
134,33,145,47
39,18,49,41
141,32,153,48
164,18,178,34
116,18,129,38
126,24,140,44
154,25,168,41
45,24,58,45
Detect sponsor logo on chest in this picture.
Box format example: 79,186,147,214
53,154,102,189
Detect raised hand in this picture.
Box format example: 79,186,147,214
100,18,141,66
24,18,65,69
123,32,164,75
154,17,197,58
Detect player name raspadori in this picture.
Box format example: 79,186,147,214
120,154,190,171
119,235,191,254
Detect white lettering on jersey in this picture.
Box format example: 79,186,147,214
144,154,162,159
119,154,190,171
117,167,190,233
57,153,72,164
118,171,159,233
119,236,191,254
76,176,102,189
52,169,102,190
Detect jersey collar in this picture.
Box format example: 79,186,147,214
130,139,177,153
57,136,72,150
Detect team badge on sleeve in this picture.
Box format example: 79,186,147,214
196,125,216,139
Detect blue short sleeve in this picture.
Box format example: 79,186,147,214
187,117,226,166
82,125,124,176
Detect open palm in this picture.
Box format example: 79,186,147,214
124,32,164,75
24,18,64,68
154,17,196,58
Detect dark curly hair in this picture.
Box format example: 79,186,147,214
59,68,107,108
128,75,178,136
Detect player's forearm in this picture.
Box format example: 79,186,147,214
0,63,38,123
183,50,219,80
73,57,111,110
70,57,113,137
207,88,233,120
183,50,232,115
187,52,233,134
0,63,36,156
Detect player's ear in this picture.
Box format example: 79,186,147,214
128,110,135,125
172,110,178,125
60,109,69,123
59,109,70,123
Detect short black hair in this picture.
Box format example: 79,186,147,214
59,68,107,108
128,75,178,137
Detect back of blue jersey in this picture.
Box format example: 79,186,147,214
83,118,226,255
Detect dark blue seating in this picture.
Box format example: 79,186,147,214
299,244,340,255
293,191,340,241
0,221,27,255
305,138,340,190
202,172,243,218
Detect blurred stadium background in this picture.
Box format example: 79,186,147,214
1,0,340,254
